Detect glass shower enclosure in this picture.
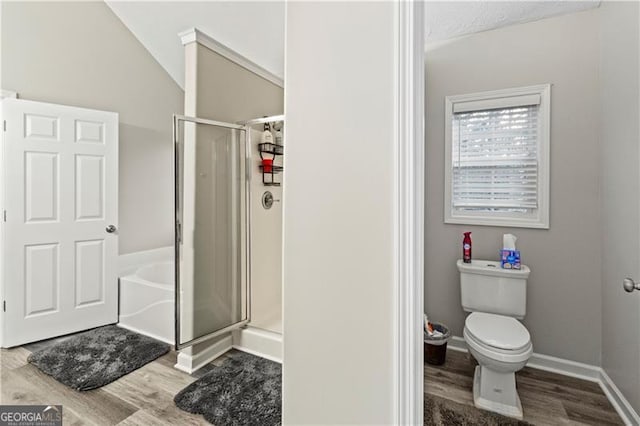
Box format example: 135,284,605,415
173,115,251,349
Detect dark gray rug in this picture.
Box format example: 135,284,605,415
424,394,533,426
174,352,281,426
28,325,170,391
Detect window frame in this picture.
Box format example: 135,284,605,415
444,84,551,229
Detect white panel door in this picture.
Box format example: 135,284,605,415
1,98,118,347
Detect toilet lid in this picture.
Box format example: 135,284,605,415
465,312,530,351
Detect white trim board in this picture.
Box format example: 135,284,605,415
600,369,640,426
174,329,283,374
447,336,640,425
0,90,17,100
394,1,425,425
232,326,282,364
174,334,233,374
179,28,284,88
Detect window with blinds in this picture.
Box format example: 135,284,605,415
445,85,550,228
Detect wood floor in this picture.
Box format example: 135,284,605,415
0,337,239,425
425,349,624,426
1,335,625,425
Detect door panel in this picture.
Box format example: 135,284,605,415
24,114,59,140
24,243,59,317
75,154,104,220
25,151,59,222
74,239,105,307
174,116,250,349
74,120,104,144
1,98,118,347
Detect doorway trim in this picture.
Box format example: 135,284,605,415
394,1,425,425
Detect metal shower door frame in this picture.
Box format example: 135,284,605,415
172,114,252,350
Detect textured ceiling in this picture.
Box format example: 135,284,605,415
107,1,600,89
425,1,600,41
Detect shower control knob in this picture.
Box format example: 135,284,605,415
262,191,280,209
623,278,640,293
106,225,117,233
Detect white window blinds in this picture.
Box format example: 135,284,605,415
452,104,540,213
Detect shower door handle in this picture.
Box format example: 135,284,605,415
106,225,117,233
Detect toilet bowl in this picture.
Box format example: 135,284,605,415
463,312,532,419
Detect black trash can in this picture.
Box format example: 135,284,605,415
424,322,451,365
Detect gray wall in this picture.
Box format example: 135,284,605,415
1,1,183,255
190,44,284,335
425,8,602,364
182,41,283,355
600,1,640,413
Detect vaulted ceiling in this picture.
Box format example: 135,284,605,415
105,1,285,90
106,1,600,89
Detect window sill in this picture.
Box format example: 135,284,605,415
444,215,549,229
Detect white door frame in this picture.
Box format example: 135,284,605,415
394,1,425,425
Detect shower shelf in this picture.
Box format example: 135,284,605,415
259,143,283,186
258,143,284,155
259,165,283,172
260,170,282,186
259,165,283,186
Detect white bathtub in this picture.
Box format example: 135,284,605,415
119,261,175,344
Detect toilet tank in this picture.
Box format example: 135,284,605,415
457,259,530,319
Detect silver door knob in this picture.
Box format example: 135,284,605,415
106,225,117,233
623,278,640,293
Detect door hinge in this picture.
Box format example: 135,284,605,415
3,210,5,222
176,222,182,244
3,301,5,312
3,120,5,132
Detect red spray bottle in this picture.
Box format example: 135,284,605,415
463,232,472,263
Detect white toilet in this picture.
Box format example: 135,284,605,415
457,259,533,419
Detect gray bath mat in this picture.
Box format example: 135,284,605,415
28,325,170,391
425,394,533,426
174,352,281,426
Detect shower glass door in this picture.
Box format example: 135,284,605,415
174,115,250,349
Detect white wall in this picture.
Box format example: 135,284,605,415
0,1,183,255
283,2,397,424
600,0,640,414
249,123,283,333
424,8,603,364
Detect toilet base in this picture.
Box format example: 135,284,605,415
473,365,523,420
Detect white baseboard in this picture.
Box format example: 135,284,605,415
232,326,282,364
599,369,640,426
526,351,601,382
447,336,469,353
446,336,639,425
174,335,233,374
118,246,173,276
